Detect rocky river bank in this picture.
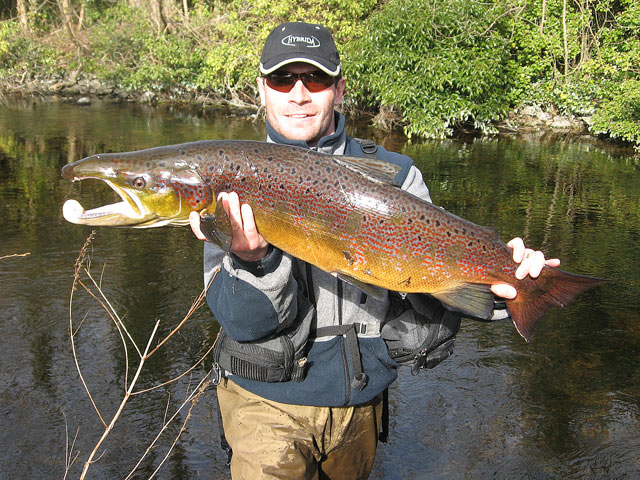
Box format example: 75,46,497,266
0,75,601,141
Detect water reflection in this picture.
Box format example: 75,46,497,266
0,97,638,479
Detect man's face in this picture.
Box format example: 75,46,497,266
257,63,346,146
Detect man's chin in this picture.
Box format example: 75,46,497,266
281,124,321,145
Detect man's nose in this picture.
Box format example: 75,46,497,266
288,78,311,103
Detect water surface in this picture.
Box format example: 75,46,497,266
0,97,638,479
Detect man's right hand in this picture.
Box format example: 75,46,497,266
189,192,269,262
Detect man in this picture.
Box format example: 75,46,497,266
190,21,559,479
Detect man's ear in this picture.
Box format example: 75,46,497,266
333,77,346,107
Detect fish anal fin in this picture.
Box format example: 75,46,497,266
336,273,387,301
431,283,495,320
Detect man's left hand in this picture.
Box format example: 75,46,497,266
490,237,561,299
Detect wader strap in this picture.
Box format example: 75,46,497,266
213,387,233,466
313,325,369,391
305,262,317,305
379,387,389,443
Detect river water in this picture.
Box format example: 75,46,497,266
0,97,638,479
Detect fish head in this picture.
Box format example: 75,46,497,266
61,149,213,228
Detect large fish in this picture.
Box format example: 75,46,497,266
61,140,605,341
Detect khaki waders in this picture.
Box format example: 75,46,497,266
217,378,383,480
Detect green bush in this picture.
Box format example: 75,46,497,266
344,0,515,139
84,4,206,90
592,79,640,146
0,0,638,147
196,0,378,97
508,0,640,146
0,19,64,80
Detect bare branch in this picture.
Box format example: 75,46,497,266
0,252,31,260
79,320,160,480
69,232,107,427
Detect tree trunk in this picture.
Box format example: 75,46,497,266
540,0,547,34
150,0,167,33
562,0,569,82
16,0,30,34
57,0,90,53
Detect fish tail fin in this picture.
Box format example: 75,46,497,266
506,268,607,342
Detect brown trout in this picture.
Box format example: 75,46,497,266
61,140,605,341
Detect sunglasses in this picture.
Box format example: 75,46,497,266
264,70,336,93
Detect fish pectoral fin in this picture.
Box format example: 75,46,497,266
431,283,495,320
200,204,233,251
336,273,387,301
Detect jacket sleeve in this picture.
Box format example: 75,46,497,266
401,165,432,203
203,241,301,342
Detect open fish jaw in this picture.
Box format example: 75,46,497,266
62,180,144,225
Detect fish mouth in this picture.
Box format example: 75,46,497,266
62,179,152,226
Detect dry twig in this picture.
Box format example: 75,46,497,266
67,231,220,479
0,252,31,260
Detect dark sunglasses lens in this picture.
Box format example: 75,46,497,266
304,72,335,92
266,73,296,91
265,71,334,93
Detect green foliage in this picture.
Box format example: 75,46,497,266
0,19,64,80
591,79,640,146
508,0,640,145
344,0,515,138
196,0,378,95
84,3,206,90
0,0,638,146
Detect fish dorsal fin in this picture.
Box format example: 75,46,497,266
430,283,495,320
332,155,403,185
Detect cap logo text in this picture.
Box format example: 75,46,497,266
281,35,320,48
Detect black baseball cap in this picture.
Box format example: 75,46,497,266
260,22,341,77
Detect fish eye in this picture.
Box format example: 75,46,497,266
132,176,146,188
